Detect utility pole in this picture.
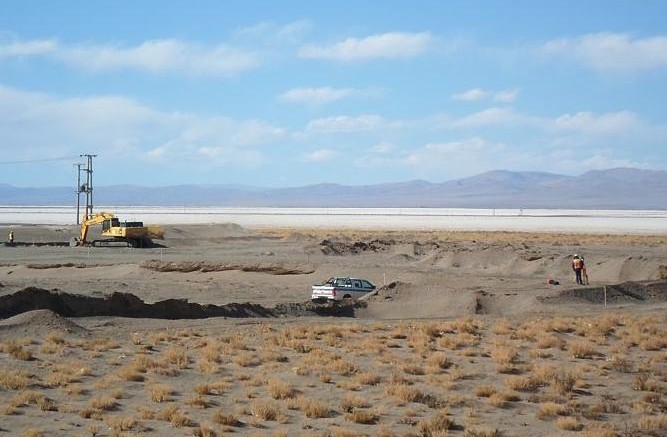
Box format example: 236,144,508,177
74,162,83,225
79,154,97,221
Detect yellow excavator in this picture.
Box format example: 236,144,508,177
71,212,164,247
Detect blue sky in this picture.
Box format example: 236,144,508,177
1,0,666,187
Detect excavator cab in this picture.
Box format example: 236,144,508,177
102,218,120,232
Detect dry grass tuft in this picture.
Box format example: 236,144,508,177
267,379,297,399
345,408,379,424
556,416,583,431
568,341,601,359
290,396,330,418
158,405,193,427
417,409,456,436
2,340,34,361
536,402,569,419
250,400,280,421
464,427,500,437
148,383,174,403
89,395,117,411
211,409,241,426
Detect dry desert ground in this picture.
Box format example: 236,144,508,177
0,224,666,437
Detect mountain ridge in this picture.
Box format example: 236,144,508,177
1,168,666,209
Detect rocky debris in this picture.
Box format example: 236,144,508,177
140,260,314,275
0,288,362,320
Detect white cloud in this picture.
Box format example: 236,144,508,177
370,142,396,154
406,137,505,167
299,31,433,61
234,20,312,44
279,87,355,105
60,39,260,76
493,88,519,103
0,38,57,58
540,32,667,71
0,85,283,168
451,88,489,101
451,107,533,128
551,111,644,136
451,88,519,103
305,115,385,133
0,37,260,76
301,149,337,163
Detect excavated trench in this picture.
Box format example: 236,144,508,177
0,288,363,320
538,280,667,305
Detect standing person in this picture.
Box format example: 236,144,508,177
572,254,585,285
7,230,14,244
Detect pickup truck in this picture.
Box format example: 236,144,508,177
311,277,376,301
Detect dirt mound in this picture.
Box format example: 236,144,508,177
539,281,667,305
140,260,314,275
0,309,88,335
361,281,411,302
0,288,361,320
26,263,103,269
659,265,667,280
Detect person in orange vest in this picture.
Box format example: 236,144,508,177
572,254,585,285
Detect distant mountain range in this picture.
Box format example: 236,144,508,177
2,168,666,209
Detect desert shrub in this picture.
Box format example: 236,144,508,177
427,352,451,371
637,414,667,430
341,394,369,412
148,384,173,403
556,416,583,431
211,410,240,426
290,396,329,418
551,369,578,395
158,406,193,427
268,379,296,399
505,375,538,392
345,409,379,424
464,427,500,437
356,372,381,385
105,416,137,432
536,402,569,419
250,400,280,421
2,340,33,361
163,346,189,368
568,341,600,359
417,409,455,436
89,396,116,411
474,385,497,398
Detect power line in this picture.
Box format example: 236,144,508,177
0,156,80,165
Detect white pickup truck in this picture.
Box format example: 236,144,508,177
311,277,376,301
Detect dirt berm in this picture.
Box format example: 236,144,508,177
0,288,363,320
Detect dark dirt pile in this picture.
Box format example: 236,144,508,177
539,281,667,305
140,260,314,275
319,239,396,255
0,288,363,320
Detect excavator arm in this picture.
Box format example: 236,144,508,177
78,212,116,245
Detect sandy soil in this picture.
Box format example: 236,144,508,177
0,224,666,436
